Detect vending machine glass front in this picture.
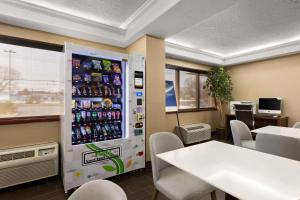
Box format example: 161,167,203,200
71,54,124,145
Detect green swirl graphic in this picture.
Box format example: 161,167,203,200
86,143,124,174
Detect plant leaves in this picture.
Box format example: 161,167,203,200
206,67,233,104
206,67,233,128
102,165,116,172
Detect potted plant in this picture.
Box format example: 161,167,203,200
206,67,233,134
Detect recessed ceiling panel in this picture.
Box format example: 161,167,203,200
20,0,148,28
167,0,300,57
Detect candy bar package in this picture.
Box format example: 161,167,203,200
112,63,121,73
84,74,92,83
92,60,102,71
91,72,102,82
102,75,110,84
82,61,92,70
102,98,113,108
112,74,121,86
91,101,101,109
72,74,82,82
102,59,112,72
72,58,81,69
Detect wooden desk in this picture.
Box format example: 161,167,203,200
225,114,288,140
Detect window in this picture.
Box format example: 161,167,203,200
199,75,215,108
165,64,216,112
179,71,197,109
0,41,64,118
165,68,177,112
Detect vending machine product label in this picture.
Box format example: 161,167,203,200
83,146,121,165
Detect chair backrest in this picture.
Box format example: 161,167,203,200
256,133,300,161
234,104,255,129
293,122,300,129
68,180,127,200
230,120,253,146
149,132,184,184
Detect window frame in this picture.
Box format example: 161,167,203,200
166,64,216,113
0,35,63,124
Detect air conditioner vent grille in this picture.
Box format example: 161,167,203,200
186,126,204,131
13,152,25,160
0,143,58,189
0,160,56,189
0,154,12,162
24,151,35,158
0,150,35,162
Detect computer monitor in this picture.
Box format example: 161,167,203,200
258,98,282,115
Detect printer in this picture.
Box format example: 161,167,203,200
229,101,257,115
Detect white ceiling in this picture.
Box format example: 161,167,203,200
1,0,300,66
19,0,149,28
167,0,300,57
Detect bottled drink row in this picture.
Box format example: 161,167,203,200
72,85,121,98
72,109,122,124
72,122,122,145
72,99,121,110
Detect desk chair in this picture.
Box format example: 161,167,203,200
68,180,127,200
256,133,300,161
149,132,216,200
230,120,256,150
234,104,255,130
293,122,300,129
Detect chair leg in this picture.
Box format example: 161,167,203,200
152,188,159,200
211,190,217,200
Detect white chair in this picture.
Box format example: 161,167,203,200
293,122,300,129
149,132,216,200
230,120,256,150
256,133,300,161
68,180,127,200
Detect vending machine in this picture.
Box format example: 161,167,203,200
61,43,145,192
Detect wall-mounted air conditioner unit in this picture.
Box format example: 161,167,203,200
0,143,58,189
176,123,211,144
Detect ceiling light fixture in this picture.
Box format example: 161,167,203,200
197,49,225,58
165,38,198,50
167,35,300,59
17,0,117,28
226,36,300,57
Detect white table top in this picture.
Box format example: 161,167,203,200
252,126,300,139
157,141,300,200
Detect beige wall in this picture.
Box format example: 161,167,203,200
126,36,146,55
0,122,59,149
145,37,167,161
227,54,300,126
127,36,167,161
